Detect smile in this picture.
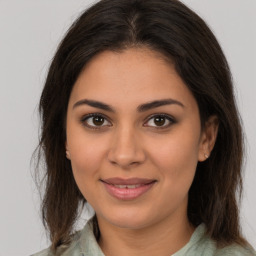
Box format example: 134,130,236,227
112,184,143,189
100,177,156,200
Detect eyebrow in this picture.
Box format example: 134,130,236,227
73,99,114,112
73,98,184,112
137,99,184,112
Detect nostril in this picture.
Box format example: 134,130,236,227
107,137,146,167
108,158,140,168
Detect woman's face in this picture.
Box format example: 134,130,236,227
66,48,209,230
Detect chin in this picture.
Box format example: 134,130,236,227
98,208,159,230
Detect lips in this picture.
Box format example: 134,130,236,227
112,184,142,189
102,177,155,185
100,177,156,200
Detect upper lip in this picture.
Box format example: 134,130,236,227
101,177,156,185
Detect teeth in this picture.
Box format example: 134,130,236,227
113,184,141,189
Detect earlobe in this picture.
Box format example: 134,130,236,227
66,150,71,159
65,142,71,160
204,153,209,159
198,115,219,162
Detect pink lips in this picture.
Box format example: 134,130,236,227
101,177,156,200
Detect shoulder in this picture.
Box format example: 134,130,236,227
31,230,83,256
175,224,256,256
30,247,53,256
215,244,256,256
190,237,256,256
31,218,103,256
198,230,256,256
199,230,256,256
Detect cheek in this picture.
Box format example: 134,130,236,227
67,128,109,191
69,141,106,204
71,144,106,174
148,128,200,184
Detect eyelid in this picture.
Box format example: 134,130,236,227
80,112,176,130
80,113,112,129
143,113,176,128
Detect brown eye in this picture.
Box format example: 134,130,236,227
82,114,111,128
92,116,105,126
153,116,166,126
145,114,175,128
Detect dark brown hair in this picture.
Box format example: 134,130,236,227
37,0,247,251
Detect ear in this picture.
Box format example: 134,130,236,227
198,115,219,162
65,142,71,160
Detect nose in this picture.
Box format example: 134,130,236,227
107,126,146,169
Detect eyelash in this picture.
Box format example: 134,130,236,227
144,114,176,129
80,113,176,130
80,113,111,130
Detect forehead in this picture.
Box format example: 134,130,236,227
69,47,197,110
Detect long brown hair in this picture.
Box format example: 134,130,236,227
36,0,248,251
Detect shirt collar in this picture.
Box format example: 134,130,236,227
79,218,105,256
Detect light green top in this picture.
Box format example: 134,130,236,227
32,219,255,256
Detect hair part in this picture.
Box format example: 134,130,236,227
37,0,247,251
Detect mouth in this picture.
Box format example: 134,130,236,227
110,184,146,189
100,177,157,200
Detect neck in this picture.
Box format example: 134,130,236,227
97,214,195,256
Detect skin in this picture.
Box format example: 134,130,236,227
66,47,218,256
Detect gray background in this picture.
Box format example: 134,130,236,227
0,1,255,255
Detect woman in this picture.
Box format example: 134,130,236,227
33,0,255,255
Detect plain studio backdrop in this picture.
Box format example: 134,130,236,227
0,1,255,255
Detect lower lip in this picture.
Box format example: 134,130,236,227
102,182,156,200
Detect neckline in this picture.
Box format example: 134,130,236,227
79,219,206,256
172,223,206,256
